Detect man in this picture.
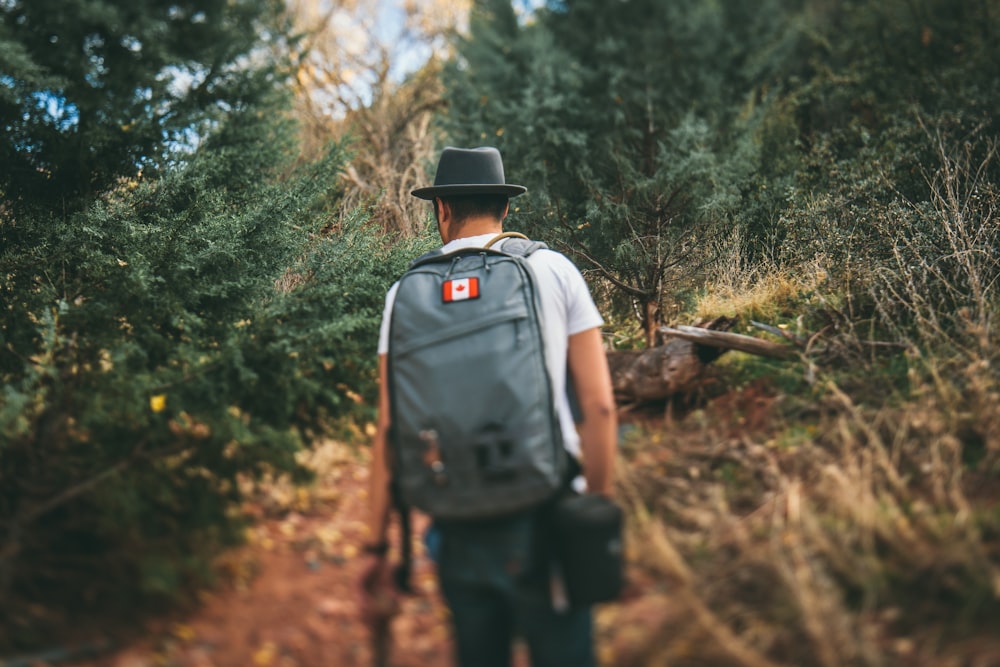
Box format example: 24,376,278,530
360,146,617,667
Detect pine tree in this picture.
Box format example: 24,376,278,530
749,0,1000,271
0,99,421,651
0,0,424,647
0,0,290,212
443,0,797,344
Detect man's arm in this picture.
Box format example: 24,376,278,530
366,353,392,546
358,354,397,628
567,327,617,495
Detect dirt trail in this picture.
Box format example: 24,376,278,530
55,441,655,667
55,444,449,667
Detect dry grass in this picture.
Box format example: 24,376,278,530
693,251,834,329
603,130,1000,667
608,361,1000,666
871,123,998,354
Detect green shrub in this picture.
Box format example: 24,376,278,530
0,104,420,648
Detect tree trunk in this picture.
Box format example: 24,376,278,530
643,300,659,348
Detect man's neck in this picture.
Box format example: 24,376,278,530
442,216,503,244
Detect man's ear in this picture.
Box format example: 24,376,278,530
435,197,449,223
434,197,451,242
502,200,510,220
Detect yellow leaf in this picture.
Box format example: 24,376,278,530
295,487,311,511
318,527,341,545
172,623,196,641
253,642,277,666
149,394,167,413
419,573,437,594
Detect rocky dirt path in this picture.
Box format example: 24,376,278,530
56,440,658,667
57,442,450,667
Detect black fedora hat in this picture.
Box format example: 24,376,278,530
411,146,527,200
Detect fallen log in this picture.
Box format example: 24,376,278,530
607,324,796,403
608,338,705,404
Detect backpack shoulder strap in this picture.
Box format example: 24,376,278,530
407,233,549,270
485,232,548,258
406,248,444,269
483,231,528,248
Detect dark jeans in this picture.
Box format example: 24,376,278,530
433,512,595,667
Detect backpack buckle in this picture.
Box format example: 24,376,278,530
474,426,518,482
419,429,448,486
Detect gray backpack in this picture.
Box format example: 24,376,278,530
387,233,567,520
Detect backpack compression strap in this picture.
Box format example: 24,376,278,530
485,233,584,422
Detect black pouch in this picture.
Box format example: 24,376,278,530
549,493,624,607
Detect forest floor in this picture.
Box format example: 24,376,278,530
18,378,1000,667
54,427,664,667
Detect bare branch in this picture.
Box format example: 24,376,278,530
661,325,796,360
751,320,808,348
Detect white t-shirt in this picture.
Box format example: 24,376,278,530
377,233,604,459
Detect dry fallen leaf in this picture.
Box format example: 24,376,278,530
252,641,277,666
171,623,196,642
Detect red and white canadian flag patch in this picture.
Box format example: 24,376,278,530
442,277,480,302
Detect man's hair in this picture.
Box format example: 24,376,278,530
440,194,509,223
